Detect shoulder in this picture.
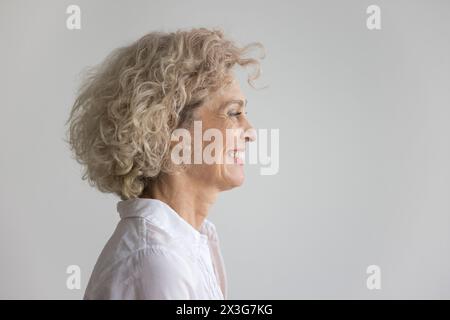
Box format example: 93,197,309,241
85,246,195,300
128,245,193,279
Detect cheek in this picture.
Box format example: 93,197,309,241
204,120,235,150
222,126,244,151
198,115,242,160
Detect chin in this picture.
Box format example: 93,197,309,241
222,169,245,190
230,177,245,188
220,180,244,192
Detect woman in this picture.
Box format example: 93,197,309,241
66,28,264,299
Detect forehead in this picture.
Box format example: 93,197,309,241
214,78,245,103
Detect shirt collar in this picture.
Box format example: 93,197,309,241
117,197,218,245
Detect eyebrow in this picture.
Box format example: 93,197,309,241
220,99,248,110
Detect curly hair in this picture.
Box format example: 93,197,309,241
66,27,264,200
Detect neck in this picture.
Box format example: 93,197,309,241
140,173,218,231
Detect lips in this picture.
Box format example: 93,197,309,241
227,149,245,165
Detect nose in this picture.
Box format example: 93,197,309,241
242,121,257,143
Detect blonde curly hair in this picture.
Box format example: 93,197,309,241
66,27,264,200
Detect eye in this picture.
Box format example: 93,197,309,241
227,110,247,117
228,111,242,117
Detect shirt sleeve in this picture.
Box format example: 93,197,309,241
120,247,194,300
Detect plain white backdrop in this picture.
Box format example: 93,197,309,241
1,0,449,299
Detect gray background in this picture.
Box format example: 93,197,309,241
1,0,449,299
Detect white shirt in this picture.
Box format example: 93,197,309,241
84,198,227,300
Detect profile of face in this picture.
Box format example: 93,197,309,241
181,77,256,192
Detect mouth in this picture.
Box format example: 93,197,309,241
226,149,245,165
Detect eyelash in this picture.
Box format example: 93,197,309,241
228,111,247,117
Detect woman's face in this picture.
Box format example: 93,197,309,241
185,77,256,192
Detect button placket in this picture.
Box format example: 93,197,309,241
197,243,221,299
